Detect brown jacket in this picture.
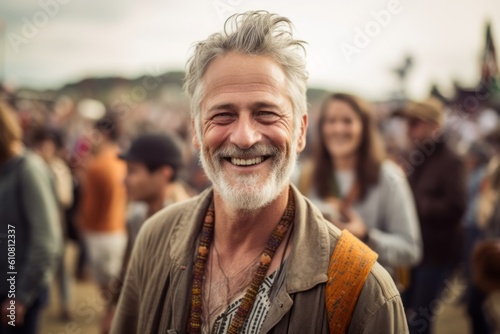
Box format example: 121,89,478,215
406,140,466,266
111,185,408,334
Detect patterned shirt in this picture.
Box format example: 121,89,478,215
210,271,277,334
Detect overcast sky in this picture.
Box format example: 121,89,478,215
1,0,499,100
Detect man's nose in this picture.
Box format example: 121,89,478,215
229,115,262,149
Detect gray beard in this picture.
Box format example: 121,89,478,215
199,143,297,212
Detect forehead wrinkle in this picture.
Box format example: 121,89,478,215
205,84,285,104
207,99,286,115
204,74,285,96
202,85,289,114
209,72,282,86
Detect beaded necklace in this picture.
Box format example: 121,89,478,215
188,186,295,334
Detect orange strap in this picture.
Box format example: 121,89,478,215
326,230,378,334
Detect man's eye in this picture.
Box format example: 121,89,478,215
256,111,279,119
212,113,235,121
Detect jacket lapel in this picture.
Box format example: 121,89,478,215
260,185,338,332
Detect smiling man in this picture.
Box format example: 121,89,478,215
111,11,408,334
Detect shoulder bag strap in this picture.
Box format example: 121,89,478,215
325,229,378,334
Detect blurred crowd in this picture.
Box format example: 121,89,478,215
1,82,500,334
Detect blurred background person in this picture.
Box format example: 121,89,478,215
31,128,73,211
0,102,62,334
472,127,500,333
472,240,500,334
31,127,74,321
101,133,191,333
461,141,492,334
65,137,90,283
397,99,467,334
298,93,422,286
78,114,127,295
477,126,500,239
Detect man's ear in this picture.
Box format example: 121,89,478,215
161,165,174,182
191,119,200,150
297,114,308,152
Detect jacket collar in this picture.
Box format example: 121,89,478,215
168,183,333,292
285,184,332,292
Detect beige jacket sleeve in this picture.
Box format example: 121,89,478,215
349,263,409,334
110,227,143,334
360,295,408,334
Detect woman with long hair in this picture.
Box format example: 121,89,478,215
299,93,422,280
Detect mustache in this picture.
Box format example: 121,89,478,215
214,144,281,159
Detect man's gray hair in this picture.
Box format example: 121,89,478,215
184,10,308,128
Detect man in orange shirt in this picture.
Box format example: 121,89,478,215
80,115,127,291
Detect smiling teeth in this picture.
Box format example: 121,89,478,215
231,156,264,166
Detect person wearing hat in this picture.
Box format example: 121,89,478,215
101,133,192,334
396,98,467,334
118,133,190,222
